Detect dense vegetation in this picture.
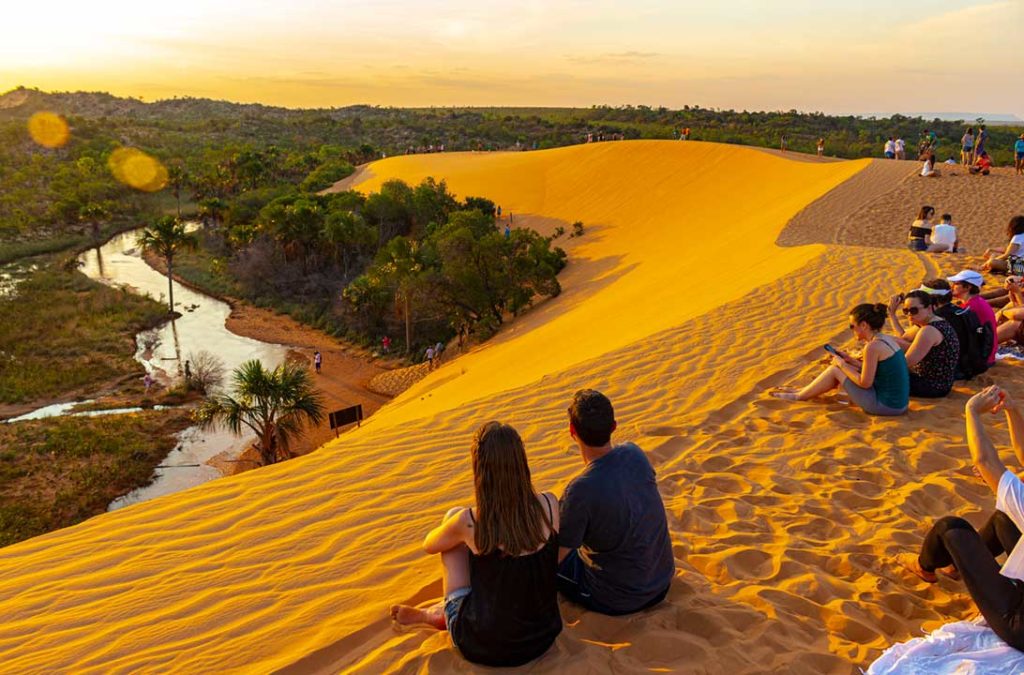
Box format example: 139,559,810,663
0,265,167,403
3,87,1023,263
0,410,192,546
171,177,566,353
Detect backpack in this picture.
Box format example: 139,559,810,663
936,304,992,379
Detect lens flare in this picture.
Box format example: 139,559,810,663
107,147,169,192
27,111,69,148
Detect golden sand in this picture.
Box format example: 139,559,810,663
1,141,1021,673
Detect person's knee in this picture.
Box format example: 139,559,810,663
934,515,974,537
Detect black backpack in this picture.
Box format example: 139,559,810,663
936,303,992,379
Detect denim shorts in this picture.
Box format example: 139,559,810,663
907,239,928,252
444,586,471,629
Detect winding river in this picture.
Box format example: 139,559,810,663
76,229,289,510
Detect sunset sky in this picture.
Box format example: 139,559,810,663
2,0,1021,115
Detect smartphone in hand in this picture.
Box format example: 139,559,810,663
823,344,841,358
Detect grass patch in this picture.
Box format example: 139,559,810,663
0,264,168,404
168,245,242,298
0,410,193,547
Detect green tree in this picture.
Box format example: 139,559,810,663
197,197,228,229
78,202,110,241
195,359,324,466
374,236,424,352
166,162,188,219
138,216,199,313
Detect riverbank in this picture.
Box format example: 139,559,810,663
139,247,393,468
0,263,169,416
0,408,193,547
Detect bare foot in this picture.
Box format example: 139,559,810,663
769,387,800,401
390,604,446,630
896,553,937,583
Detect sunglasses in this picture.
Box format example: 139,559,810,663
902,306,922,316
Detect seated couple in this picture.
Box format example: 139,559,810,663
769,293,961,415
390,389,675,667
898,386,1024,653
907,206,959,253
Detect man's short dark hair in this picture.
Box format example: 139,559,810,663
569,389,615,447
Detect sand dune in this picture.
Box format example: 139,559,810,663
0,141,1021,674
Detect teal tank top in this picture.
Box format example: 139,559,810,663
873,339,910,410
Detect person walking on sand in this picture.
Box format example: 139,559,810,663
817,138,825,156
313,350,322,374
557,389,675,615
382,335,391,354
895,136,906,160
425,345,435,369
780,135,788,152
897,386,1024,653
975,124,989,162
884,137,896,159
389,422,562,667
1016,134,1024,176
434,341,444,367
961,127,975,166
769,303,909,416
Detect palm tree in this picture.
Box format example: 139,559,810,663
195,360,325,467
138,216,198,313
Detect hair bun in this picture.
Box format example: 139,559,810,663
874,303,888,316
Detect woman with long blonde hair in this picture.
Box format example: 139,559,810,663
390,422,561,667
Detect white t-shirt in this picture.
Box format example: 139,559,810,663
997,470,1024,580
895,139,906,152
931,223,957,248
885,140,896,153
1009,233,1024,256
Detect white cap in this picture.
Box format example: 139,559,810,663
947,270,985,288
917,285,950,296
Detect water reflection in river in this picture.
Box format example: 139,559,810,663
77,228,289,509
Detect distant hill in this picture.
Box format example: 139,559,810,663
862,110,1023,124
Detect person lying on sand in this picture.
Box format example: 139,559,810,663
770,303,909,416
897,386,1024,653
389,422,561,667
983,216,1024,275
557,389,675,615
887,291,959,398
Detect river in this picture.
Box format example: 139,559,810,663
76,228,289,510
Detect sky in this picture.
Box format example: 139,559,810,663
1,0,1022,116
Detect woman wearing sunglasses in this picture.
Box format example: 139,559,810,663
890,290,960,398
770,303,909,415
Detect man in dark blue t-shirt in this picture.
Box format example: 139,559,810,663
557,389,675,615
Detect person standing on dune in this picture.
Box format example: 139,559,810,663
817,138,825,156
557,389,675,615
895,136,906,160
1015,134,1024,176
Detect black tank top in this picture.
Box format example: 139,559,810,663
451,498,562,667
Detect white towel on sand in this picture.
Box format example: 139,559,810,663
867,617,1024,674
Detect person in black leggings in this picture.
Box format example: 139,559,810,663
899,386,1024,651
